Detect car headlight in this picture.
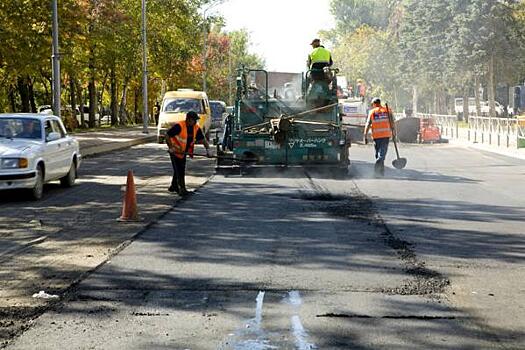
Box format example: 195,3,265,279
1,158,28,169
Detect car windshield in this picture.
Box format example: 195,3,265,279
163,98,203,114
0,118,42,140
210,102,225,119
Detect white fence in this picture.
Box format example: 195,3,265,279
467,116,518,147
413,113,524,148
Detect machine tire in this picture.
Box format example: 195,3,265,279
60,160,77,187
30,165,44,200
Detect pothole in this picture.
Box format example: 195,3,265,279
313,186,450,297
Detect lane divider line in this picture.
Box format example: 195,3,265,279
286,291,316,350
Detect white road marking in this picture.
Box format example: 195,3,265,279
221,291,277,350
291,315,316,350
254,291,265,330
287,290,302,306
286,291,317,350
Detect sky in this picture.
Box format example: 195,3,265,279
215,0,335,73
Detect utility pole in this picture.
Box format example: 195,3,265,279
202,9,209,92
51,0,61,118
141,0,149,134
228,45,232,105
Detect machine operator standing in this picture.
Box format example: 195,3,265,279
363,98,394,177
166,111,211,196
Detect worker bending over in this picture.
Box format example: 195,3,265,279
363,98,394,177
166,111,211,196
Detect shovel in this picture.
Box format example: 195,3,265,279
386,103,407,169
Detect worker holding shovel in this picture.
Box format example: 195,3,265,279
363,98,406,177
166,111,211,196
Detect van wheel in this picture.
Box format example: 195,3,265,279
30,165,44,200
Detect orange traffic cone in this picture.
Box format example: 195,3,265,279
118,170,141,222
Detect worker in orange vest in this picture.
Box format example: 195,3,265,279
363,98,394,177
166,111,211,195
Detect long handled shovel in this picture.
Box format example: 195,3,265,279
386,103,407,169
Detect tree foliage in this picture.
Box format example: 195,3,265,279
329,0,525,114
0,0,264,125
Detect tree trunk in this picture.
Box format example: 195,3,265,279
487,54,496,118
438,89,446,115
119,77,129,126
134,87,139,124
462,87,469,123
98,73,108,124
17,77,30,112
41,75,52,103
28,78,37,113
69,75,77,118
412,85,418,117
474,75,481,117
110,68,118,126
8,86,17,112
88,78,96,128
433,90,438,114
78,81,86,128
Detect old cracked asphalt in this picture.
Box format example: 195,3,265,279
3,143,525,349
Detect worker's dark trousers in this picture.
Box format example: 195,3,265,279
169,154,187,192
374,137,390,175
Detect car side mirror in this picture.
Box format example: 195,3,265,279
46,132,60,142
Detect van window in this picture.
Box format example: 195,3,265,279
163,98,203,114
210,102,226,117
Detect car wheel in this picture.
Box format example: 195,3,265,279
31,165,44,200
60,161,76,187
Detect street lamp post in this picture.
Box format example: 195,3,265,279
141,0,149,134
51,0,61,118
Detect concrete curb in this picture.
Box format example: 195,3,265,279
448,138,525,161
80,135,156,158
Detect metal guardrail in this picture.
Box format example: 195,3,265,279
467,116,518,147
518,120,525,148
412,113,522,148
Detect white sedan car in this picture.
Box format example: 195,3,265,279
0,114,81,200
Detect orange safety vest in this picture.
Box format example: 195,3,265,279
170,120,200,159
370,106,393,139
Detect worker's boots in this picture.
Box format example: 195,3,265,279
374,160,385,177
179,177,189,196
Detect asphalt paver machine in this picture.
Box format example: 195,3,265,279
216,66,350,175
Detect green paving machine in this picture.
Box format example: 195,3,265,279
216,66,350,175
